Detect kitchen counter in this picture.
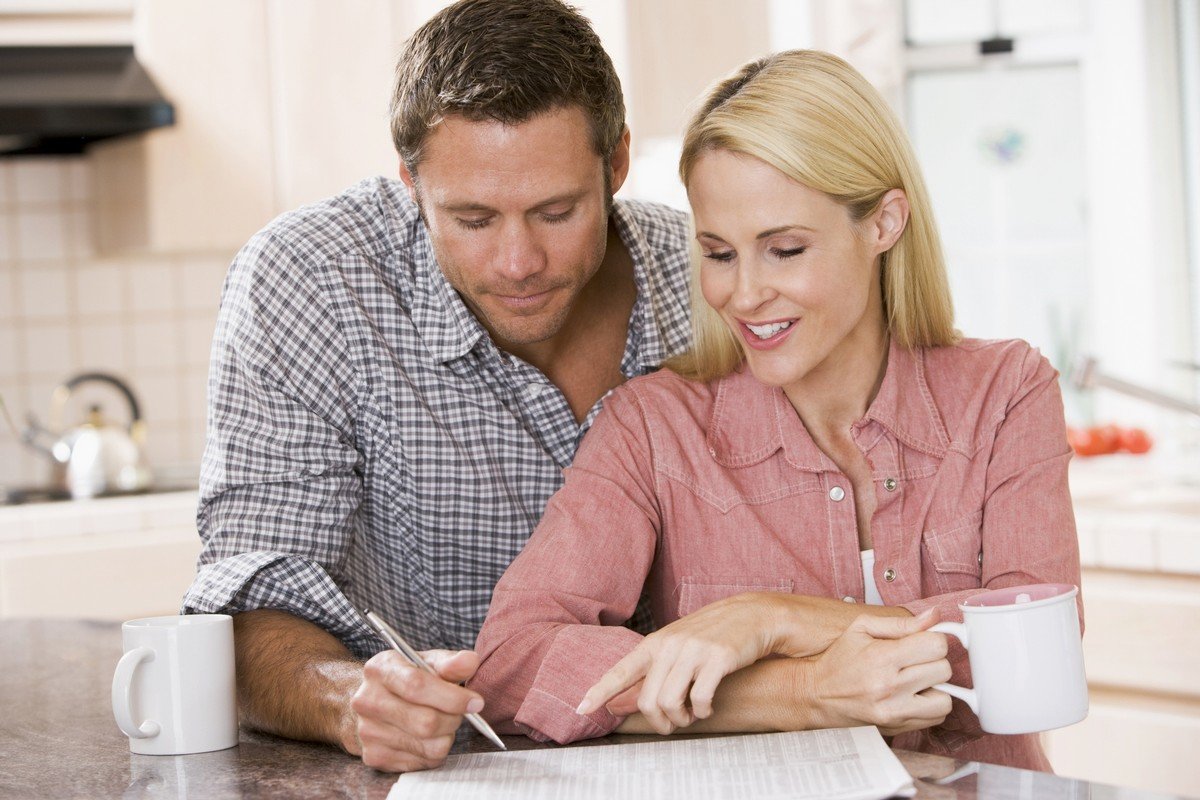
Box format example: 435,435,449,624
1,619,1189,800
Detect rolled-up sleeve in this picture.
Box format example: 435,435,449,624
471,388,661,744
181,230,380,658
901,347,1082,746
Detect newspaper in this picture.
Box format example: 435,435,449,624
389,726,917,800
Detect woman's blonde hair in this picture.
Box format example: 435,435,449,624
669,50,958,382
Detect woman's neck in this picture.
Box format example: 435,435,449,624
783,326,890,440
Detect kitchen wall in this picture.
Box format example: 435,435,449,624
0,157,230,490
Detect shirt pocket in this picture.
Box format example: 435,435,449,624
675,576,795,618
921,510,984,592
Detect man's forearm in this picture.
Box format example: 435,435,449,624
232,609,364,753
766,594,911,656
614,600,914,735
616,657,821,734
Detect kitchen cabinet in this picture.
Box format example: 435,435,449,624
1041,460,1200,797
91,0,444,255
0,491,200,620
91,0,276,254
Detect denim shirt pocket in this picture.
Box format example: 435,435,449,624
921,510,984,592
675,576,795,618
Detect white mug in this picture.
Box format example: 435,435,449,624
931,583,1088,735
111,614,239,755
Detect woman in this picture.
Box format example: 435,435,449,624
471,50,1080,771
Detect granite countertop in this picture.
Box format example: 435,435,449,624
1,620,1189,800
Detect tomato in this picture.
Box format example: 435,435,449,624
1117,427,1153,454
1067,426,1110,457
1092,424,1122,454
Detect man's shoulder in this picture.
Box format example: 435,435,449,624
246,176,419,268
616,198,690,249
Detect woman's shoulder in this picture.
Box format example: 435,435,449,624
611,367,721,415
923,337,1056,385
920,337,1061,429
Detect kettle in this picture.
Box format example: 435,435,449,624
17,372,153,500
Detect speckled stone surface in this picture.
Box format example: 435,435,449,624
0,620,1185,799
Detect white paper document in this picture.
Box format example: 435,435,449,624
389,726,916,800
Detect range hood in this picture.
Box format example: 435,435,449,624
0,46,174,156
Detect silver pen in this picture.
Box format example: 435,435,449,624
364,610,507,751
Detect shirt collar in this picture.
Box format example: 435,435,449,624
610,202,681,371
708,339,950,470
389,187,487,364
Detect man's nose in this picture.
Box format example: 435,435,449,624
495,221,547,283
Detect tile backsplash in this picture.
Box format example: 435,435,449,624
0,157,233,490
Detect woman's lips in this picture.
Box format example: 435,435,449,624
738,319,797,350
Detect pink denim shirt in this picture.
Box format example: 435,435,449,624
472,338,1081,771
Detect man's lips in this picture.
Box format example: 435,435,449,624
493,288,557,310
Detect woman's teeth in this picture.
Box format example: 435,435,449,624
746,320,793,339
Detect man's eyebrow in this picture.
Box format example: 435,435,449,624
439,191,586,214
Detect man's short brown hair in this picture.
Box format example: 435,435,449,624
390,0,625,172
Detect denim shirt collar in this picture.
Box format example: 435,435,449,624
707,339,951,471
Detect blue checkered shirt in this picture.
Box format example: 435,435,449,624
181,177,692,657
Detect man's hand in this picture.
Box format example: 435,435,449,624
351,649,483,772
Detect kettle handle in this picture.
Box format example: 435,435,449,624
52,372,144,431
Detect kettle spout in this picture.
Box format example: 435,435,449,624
20,413,68,463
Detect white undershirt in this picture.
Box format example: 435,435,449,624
861,549,884,605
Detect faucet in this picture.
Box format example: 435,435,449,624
1071,356,1200,417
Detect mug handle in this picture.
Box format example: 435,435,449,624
111,646,161,739
929,621,979,715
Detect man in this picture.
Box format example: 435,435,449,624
181,0,691,773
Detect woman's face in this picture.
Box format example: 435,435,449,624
688,148,901,394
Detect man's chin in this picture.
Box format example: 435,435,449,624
486,306,574,348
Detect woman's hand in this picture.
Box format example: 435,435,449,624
576,592,799,734
802,610,952,736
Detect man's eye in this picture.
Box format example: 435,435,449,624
457,217,491,230
702,251,735,262
540,209,574,224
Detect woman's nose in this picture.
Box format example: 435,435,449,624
729,264,775,312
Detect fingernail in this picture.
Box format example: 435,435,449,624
575,700,593,715
467,698,484,714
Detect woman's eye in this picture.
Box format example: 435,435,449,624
702,250,735,262
771,246,806,259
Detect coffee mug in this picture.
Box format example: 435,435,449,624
111,614,238,755
930,583,1088,735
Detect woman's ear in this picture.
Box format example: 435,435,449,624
871,189,909,254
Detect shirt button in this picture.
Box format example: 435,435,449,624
978,550,983,566
829,486,846,502
883,567,897,582
526,383,546,397
842,596,857,603
884,477,898,492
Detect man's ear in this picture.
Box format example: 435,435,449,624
871,189,909,254
608,127,632,196
398,159,419,203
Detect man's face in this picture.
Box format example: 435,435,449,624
402,106,629,349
